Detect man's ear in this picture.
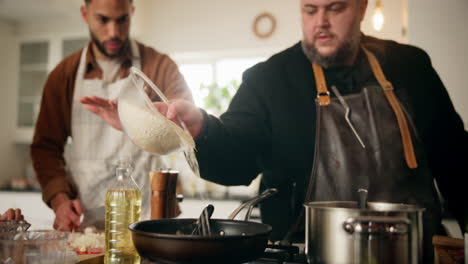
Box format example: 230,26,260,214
80,5,89,24
360,0,368,22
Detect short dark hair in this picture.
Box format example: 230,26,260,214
85,0,133,5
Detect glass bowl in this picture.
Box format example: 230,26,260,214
0,220,30,233
117,67,199,176
0,230,68,264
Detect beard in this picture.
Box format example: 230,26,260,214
301,33,361,68
90,30,129,59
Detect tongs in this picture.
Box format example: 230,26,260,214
190,188,279,236
192,204,214,236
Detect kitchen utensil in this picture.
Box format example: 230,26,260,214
0,230,68,264
191,204,214,236
331,85,366,149
118,66,199,177
304,201,424,264
357,188,368,209
129,188,278,264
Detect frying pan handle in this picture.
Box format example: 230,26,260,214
228,188,278,221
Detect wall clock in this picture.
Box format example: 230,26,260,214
253,12,276,39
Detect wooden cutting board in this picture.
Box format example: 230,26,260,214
433,235,465,264
78,253,104,264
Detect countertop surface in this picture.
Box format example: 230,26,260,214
78,254,103,264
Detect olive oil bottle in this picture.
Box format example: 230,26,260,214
104,157,141,264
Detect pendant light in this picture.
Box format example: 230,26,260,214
373,0,384,31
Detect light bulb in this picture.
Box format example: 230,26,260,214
373,6,384,31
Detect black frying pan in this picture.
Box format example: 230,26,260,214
129,188,278,264
130,218,271,264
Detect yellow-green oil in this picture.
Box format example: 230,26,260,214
104,189,142,264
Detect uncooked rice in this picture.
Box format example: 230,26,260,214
119,99,182,155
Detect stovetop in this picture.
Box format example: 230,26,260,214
243,244,307,264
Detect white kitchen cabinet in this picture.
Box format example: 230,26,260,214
17,41,48,128
62,38,89,59
15,36,89,143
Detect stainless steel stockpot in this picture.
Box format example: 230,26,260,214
304,201,424,264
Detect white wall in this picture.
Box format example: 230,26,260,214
15,0,406,58
362,0,406,43
132,0,302,58
408,0,468,129
0,21,21,187
134,0,404,58
17,17,85,40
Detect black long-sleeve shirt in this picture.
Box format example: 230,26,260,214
195,35,468,240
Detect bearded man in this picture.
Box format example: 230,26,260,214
31,0,192,231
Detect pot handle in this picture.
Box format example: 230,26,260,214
343,216,411,235
228,188,278,220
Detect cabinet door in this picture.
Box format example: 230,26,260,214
16,37,88,129
17,41,48,127
62,37,89,58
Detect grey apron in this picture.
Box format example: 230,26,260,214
304,48,441,262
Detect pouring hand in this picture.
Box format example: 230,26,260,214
0,208,24,221
80,96,122,131
164,99,204,138
51,193,84,231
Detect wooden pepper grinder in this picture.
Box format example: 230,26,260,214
149,170,179,219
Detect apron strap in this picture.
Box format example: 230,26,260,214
311,48,418,169
312,63,331,106
362,47,418,169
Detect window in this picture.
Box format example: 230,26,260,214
179,64,213,107
178,56,266,113
175,55,267,199
216,57,264,86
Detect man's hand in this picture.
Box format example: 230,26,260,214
0,208,24,221
81,96,204,138
50,193,84,231
80,96,122,130
165,99,204,138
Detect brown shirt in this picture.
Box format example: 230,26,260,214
30,41,193,206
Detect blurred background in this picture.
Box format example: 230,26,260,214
0,0,466,231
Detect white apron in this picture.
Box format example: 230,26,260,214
70,40,161,229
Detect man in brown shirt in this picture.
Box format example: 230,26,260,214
30,0,192,231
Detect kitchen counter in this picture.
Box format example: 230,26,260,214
0,190,54,230
78,254,103,264
0,187,41,193
0,190,254,231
